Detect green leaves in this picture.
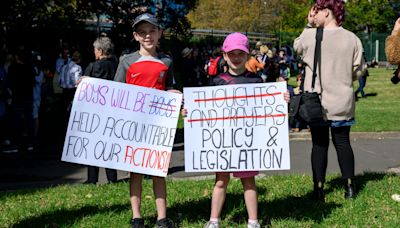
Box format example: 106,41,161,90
344,0,397,33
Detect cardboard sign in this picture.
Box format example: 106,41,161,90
61,77,182,177
184,82,290,173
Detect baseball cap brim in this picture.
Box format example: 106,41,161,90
223,45,249,54
132,13,159,30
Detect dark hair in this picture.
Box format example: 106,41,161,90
315,0,345,26
71,51,81,62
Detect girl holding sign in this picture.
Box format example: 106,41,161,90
183,33,290,228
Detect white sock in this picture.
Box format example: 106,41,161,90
209,218,219,223
248,219,258,225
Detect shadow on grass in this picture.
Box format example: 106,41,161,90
12,204,129,228
256,184,340,226
8,173,390,227
363,92,378,98
356,92,378,102
166,184,339,226
0,182,78,200
326,172,387,193
259,172,388,225
167,172,389,226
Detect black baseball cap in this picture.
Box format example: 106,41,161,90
132,13,159,30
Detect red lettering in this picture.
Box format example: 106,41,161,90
125,146,171,172
163,152,171,173
124,146,134,164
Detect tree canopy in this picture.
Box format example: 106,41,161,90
344,0,397,33
188,0,398,34
0,0,398,60
0,0,197,55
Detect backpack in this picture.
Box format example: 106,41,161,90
207,56,221,76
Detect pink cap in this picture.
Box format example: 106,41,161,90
222,32,249,54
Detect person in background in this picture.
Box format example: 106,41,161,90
56,48,71,75
291,74,308,132
354,54,369,100
258,45,269,82
255,41,263,62
59,51,82,122
54,48,71,94
83,37,118,184
386,17,400,84
205,49,227,86
245,50,264,75
181,47,198,87
7,48,35,152
0,50,8,152
277,48,289,78
385,17,400,203
32,52,44,146
294,0,366,202
260,46,278,83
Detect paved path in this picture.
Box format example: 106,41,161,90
1,131,400,191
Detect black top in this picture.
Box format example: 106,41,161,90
8,62,35,102
84,56,118,81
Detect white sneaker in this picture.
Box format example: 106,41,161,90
204,221,219,228
27,144,34,152
392,194,400,202
248,222,261,228
2,145,18,153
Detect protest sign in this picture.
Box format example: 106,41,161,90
184,82,290,173
61,77,182,177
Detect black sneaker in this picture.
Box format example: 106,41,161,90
131,218,145,228
157,218,174,228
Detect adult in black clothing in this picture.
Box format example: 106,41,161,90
84,38,119,80
7,49,35,152
181,47,198,87
84,37,118,184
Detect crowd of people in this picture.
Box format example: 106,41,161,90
179,41,299,88
0,0,399,227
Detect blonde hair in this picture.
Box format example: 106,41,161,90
260,45,269,55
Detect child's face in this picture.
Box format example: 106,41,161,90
223,50,248,72
133,22,162,51
297,78,302,86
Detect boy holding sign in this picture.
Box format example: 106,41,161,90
114,13,178,228
183,33,289,228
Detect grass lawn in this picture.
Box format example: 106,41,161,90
0,173,399,227
352,68,400,131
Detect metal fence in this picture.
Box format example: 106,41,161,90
191,29,390,62
357,32,390,62
191,29,277,43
